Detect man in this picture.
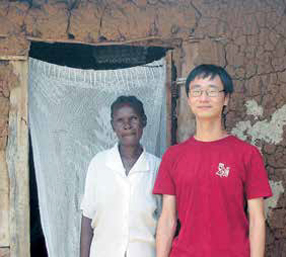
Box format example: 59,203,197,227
153,64,272,257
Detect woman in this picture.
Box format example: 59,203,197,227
80,95,161,257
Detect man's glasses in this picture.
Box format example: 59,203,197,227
190,89,225,97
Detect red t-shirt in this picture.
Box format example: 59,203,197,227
153,135,272,257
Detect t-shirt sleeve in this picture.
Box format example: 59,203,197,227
153,149,176,195
80,159,96,219
245,146,272,200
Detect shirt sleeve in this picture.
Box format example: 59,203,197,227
245,146,272,200
153,148,176,195
80,158,96,219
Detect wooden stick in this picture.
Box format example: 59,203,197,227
26,36,179,47
0,56,27,61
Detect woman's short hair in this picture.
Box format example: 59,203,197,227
111,95,147,127
185,64,234,96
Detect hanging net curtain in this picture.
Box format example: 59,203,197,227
28,57,167,257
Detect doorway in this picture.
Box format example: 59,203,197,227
28,42,170,257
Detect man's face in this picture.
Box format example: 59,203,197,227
187,75,229,120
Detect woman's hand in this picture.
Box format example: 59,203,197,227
80,215,93,257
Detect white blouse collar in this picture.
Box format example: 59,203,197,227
106,143,149,175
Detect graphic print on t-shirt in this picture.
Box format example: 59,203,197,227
215,163,230,177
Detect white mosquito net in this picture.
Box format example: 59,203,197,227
28,57,167,257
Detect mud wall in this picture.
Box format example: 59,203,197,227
0,0,285,256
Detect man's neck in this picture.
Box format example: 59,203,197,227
195,118,228,142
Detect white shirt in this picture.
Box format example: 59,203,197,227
81,144,161,257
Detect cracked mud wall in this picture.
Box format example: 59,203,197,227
0,0,286,256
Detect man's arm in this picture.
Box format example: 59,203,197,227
156,194,177,257
80,215,93,257
248,197,266,257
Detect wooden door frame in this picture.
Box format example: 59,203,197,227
0,56,30,257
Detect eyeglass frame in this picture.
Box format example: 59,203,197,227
189,88,225,97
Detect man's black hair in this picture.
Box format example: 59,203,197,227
111,95,147,127
185,64,234,97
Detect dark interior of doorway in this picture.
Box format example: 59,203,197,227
29,133,48,257
29,42,168,257
29,42,168,69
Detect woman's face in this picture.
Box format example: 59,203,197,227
111,104,144,147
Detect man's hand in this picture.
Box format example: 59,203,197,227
248,198,266,257
156,194,177,257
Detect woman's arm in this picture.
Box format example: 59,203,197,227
80,215,93,257
248,198,266,257
156,194,177,257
